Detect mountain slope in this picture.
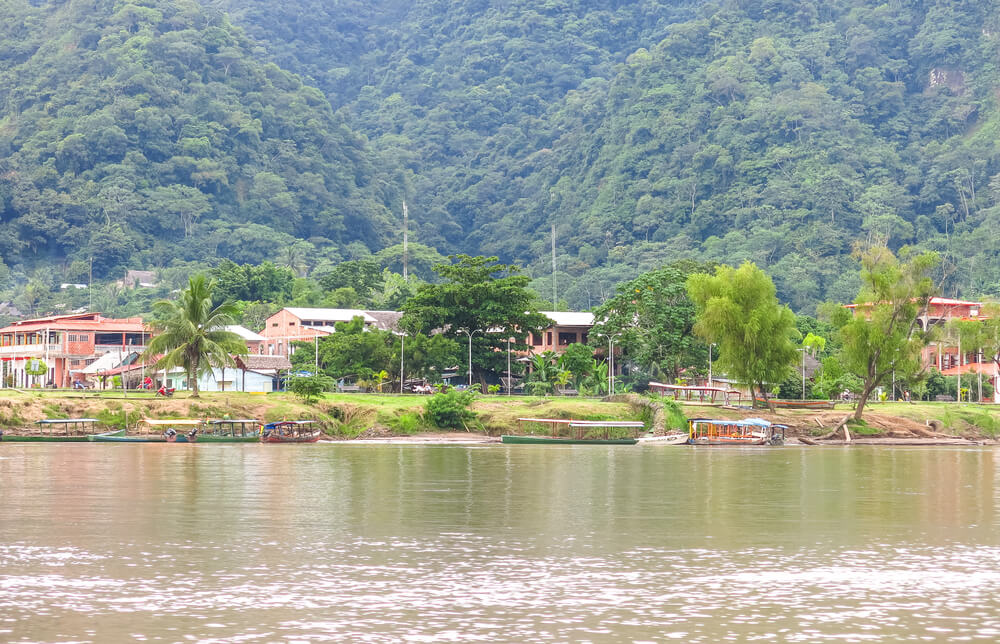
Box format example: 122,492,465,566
0,0,390,280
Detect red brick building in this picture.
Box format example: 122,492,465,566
259,308,377,357
0,313,148,388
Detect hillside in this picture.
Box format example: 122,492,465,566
3,1,1000,313
0,0,391,282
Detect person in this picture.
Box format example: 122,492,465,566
157,385,167,396
143,376,152,390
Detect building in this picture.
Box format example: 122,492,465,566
527,311,595,355
0,313,148,388
259,308,378,357
225,325,266,355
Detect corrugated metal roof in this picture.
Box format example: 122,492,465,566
284,308,377,324
540,311,595,327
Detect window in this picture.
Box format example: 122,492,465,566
289,322,296,326
68,335,77,342
78,334,89,342
558,332,576,346
272,323,278,327
546,332,552,345
531,333,542,347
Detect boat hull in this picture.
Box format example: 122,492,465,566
688,437,768,446
2,429,127,442
260,432,321,443
501,435,637,445
197,435,260,443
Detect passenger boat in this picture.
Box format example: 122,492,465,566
1,427,126,442
687,418,787,446
92,419,202,443
260,420,321,443
501,418,643,445
198,419,262,443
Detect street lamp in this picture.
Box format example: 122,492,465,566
600,332,622,395
394,330,406,393
708,342,716,388
459,328,482,387
506,335,512,397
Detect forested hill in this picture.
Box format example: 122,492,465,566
0,0,392,281
3,0,1000,314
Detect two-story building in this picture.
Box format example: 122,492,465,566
259,308,378,357
527,312,595,355
0,313,148,388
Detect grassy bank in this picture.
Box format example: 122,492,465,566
1,389,999,440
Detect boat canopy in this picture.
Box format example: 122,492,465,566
690,417,772,427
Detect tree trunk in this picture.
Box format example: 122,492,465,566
189,359,200,398
854,382,876,421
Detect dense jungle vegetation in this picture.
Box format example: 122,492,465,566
2,0,1000,319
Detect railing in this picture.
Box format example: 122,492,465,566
0,344,62,355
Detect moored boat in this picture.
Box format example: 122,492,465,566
687,418,787,446
199,419,262,443
501,419,644,445
1,428,127,442
260,420,321,443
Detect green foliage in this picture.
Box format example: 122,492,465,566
688,261,799,404
424,389,477,429
288,374,334,403
828,244,939,419
210,261,294,305
401,255,549,383
143,275,247,397
590,262,710,382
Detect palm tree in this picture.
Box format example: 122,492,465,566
144,275,247,397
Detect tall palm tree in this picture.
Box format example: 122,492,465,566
144,275,246,397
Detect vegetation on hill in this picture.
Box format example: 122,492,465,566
4,0,1000,316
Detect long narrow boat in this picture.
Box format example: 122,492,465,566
501,435,638,445
260,421,321,443
687,418,787,446
198,419,262,443
1,428,126,442
501,419,644,445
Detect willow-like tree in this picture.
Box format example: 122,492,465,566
827,245,939,420
144,275,247,397
687,261,799,408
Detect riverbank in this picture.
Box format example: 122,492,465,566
0,389,997,443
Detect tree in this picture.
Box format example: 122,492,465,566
401,255,549,385
289,373,334,403
557,343,595,391
291,316,393,382
687,261,800,408
827,244,939,421
144,275,247,397
590,262,710,382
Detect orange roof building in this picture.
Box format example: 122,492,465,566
0,312,149,388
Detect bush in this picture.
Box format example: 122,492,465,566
424,389,477,429
289,374,335,403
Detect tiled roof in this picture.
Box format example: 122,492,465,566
237,355,293,371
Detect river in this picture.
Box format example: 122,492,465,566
2,444,1000,642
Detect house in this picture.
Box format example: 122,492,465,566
259,308,378,357
120,270,158,289
527,311,595,355
0,312,148,388
107,354,292,393
225,325,266,354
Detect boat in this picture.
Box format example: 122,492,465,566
501,418,644,445
1,427,126,442
260,420,321,443
636,432,689,445
91,418,202,443
752,398,835,410
198,419,262,443
501,435,638,445
687,418,787,446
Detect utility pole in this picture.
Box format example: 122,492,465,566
551,223,556,308
402,200,409,281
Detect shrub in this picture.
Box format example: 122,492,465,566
289,374,335,403
424,389,477,429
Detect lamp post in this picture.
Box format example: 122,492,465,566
460,328,482,387
708,343,716,388
601,332,622,395
506,336,512,397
